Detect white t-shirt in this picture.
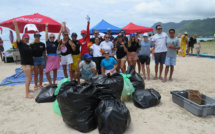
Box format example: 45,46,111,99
100,41,114,56
151,32,168,53
90,44,102,57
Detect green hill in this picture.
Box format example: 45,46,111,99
151,18,215,37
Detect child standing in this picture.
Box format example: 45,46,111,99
195,41,201,58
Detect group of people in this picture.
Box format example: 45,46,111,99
9,15,201,99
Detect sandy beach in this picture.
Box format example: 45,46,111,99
0,56,215,134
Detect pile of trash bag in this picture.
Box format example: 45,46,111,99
35,84,57,103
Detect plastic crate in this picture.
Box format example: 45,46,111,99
170,90,215,117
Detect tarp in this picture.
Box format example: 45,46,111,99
90,19,121,34
122,22,153,35
0,65,66,86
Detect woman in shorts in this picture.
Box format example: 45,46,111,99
30,32,46,90
114,33,128,73
13,19,34,98
58,22,76,80
127,33,140,69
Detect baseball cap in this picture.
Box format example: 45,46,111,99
22,33,30,39
143,33,149,37
130,33,135,37
34,32,41,37
81,30,87,34
84,53,92,59
118,33,123,38
107,28,111,31
184,32,188,35
71,33,77,37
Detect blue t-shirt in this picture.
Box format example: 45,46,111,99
46,40,58,54
100,57,117,70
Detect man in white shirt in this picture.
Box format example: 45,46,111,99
151,25,168,80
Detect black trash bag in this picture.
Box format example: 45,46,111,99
125,65,145,90
91,73,124,99
95,98,131,134
57,81,99,133
35,84,57,103
133,88,161,108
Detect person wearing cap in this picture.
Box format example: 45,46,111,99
78,15,91,60
163,29,180,82
127,33,140,70
114,33,128,73
71,32,81,80
151,25,168,80
13,19,34,99
139,33,154,80
106,28,114,42
58,22,76,81
178,32,189,57
30,32,46,90
100,51,117,75
0,37,4,61
44,23,62,85
114,29,128,44
90,37,103,74
188,34,198,56
90,30,104,44
75,53,97,84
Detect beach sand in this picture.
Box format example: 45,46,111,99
0,56,215,134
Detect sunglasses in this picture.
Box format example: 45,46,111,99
105,37,110,38
104,53,109,54
64,34,68,36
157,28,162,30
49,37,55,38
81,33,86,35
94,33,99,34
25,38,29,39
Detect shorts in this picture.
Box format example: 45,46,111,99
33,56,45,66
139,55,150,65
117,56,127,61
80,70,94,80
154,52,166,64
165,57,176,66
22,65,34,71
196,51,200,55
127,52,138,61
188,44,194,48
61,54,73,65
72,54,81,71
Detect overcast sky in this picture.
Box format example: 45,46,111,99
0,0,215,40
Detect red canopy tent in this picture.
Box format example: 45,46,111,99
0,13,61,33
122,22,153,35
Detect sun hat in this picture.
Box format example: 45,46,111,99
143,33,149,37
130,33,135,37
84,53,92,59
184,32,188,35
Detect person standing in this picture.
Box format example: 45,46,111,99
58,23,76,81
79,16,91,60
114,29,128,44
151,25,168,80
13,19,34,98
163,29,180,82
71,32,81,80
135,32,141,74
178,32,188,57
44,23,62,85
100,34,114,57
90,37,103,74
114,33,128,73
90,30,103,43
195,41,201,58
188,34,197,56
30,32,46,90
138,33,154,80
106,28,114,42
127,33,139,69
0,37,4,61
